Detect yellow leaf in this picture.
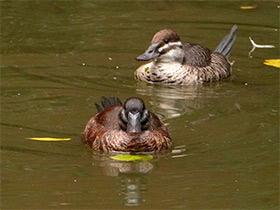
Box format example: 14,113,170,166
27,137,71,141
240,5,257,9
110,154,153,162
264,59,280,68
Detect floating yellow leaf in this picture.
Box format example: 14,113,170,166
27,137,71,141
264,59,280,68
240,5,257,9
110,154,153,162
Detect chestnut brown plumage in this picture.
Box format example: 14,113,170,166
82,96,171,153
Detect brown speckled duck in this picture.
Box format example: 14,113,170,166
83,96,171,153
135,25,237,85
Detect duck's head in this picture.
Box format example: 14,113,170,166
136,29,184,63
119,97,150,133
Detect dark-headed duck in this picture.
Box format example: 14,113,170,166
135,25,237,85
83,96,171,153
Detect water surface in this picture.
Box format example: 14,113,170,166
1,1,279,209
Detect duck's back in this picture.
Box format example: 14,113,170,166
183,43,212,67
196,52,231,82
93,106,122,129
183,43,230,79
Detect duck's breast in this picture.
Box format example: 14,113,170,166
83,109,172,152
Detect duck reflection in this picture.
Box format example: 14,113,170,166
136,82,230,119
118,174,148,206
88,146,187,206
136,83,204,119
95,153,158,206
100,156,154,176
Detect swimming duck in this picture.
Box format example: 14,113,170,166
135,25,237,85
83,96,171,153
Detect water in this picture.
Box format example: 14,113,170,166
1,1,279,209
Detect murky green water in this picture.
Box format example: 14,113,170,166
1,1,279,209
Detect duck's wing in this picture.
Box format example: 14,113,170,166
183,43,212,67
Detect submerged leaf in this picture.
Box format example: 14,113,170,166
27,137,71,141
264,59,280,68
110,154,153,162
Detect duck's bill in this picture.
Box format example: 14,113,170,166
136,43,160,61
127,112,141,133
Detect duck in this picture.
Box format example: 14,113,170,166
135,25,237,85
82,96,172,153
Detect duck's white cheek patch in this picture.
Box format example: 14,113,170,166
158,41,183,53
158,45,168,53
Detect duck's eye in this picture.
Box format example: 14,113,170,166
163,39,169,44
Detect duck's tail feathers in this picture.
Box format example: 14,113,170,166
214,25,237,58
95,96,122,113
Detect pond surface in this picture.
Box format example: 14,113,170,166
1,1,279,209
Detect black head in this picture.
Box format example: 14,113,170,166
119,97,150,133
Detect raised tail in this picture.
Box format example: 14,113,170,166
214,25,237,58
95,96,122,113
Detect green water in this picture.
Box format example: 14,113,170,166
1,1,279,209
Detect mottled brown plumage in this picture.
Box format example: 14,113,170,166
135,25,237,85
82,97,171,153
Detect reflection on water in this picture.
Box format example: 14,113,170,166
136,82,233,119
100,156,154,176
118,174,148,206
1,0,279,209
90,148,188,206
92,153,154,206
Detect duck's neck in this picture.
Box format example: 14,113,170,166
155,47,185,64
